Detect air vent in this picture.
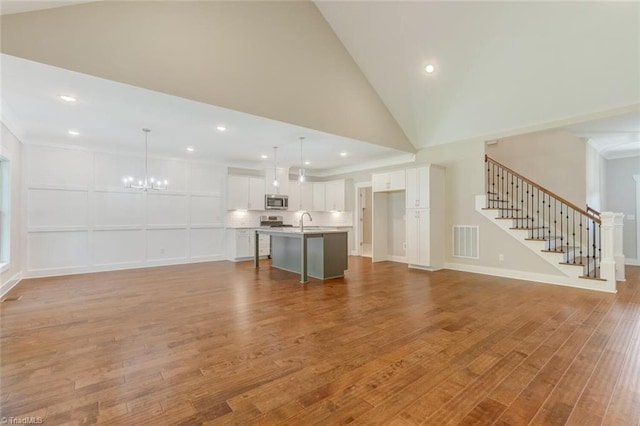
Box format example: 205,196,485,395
453,225,479,259
1,295,22,302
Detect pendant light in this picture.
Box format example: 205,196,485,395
298,137,305,183
272,146,279,189
123,128,168,191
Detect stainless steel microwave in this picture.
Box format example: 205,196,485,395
265,194,288,210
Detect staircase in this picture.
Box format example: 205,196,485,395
477,155,620,293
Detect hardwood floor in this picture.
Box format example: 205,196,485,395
1,258,639,425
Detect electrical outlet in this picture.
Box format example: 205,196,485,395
498,254,504,261
160,248,166,254
403,242,406,250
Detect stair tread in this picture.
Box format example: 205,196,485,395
488,199,510,203
482,208,521,211
579,268,605,281
495,216,527,220
525,236,555,241
510,226,547,230
541,247,579,253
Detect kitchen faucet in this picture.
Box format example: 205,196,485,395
300,211,313,232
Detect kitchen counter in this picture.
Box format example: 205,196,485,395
254,228,348,283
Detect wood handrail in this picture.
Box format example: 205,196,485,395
586,205,601,217
485,155,601,224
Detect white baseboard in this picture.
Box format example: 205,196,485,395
22,256,228,279
1,272,23,297
444,262,617,293
408,264,443,272
625,258,639,266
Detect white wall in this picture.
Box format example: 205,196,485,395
605,156,640,262
0,123,23,295
23,144,227,277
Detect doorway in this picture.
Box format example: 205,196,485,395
356,184,372,257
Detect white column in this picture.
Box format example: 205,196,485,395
600,212,617,292
613,212,625,281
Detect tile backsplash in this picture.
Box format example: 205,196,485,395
227,210,353,228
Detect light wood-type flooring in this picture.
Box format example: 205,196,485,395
1,258,639,425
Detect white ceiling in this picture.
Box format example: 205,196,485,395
566,112,640,160
2,2,638,169
315,1,640,148
0,54,411,174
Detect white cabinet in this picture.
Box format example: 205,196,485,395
405,165,445,270
265,167,289,196
312,182,325,211
227,175,265,210
406,167,430,209
288,180,300,211
288,180,314,211
325,179,345,211
406,209,430,266
227,229,270,261
373,170,405,192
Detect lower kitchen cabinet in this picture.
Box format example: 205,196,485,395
227,229,269,261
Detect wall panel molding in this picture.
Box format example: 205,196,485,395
24,145,228,276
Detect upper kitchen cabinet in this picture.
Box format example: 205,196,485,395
265,167,290,196
325,179,346,211
312,182,326,211
288,180,313,211
372,170,405,192
227,175,265,210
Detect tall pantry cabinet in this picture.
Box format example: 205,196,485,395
405,165,445,270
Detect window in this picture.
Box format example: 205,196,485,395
0,156,10,266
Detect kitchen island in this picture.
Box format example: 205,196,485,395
254,228,348,283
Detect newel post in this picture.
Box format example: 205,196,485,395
613,213,625,281
600,212,617,290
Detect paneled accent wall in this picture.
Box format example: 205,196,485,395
24,145,226,277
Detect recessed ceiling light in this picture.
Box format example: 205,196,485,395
216,126,226,132
67,130,80,136
425,64,435,73
340,152,347,157
261,154,268,159
304,161,310,165
59,95,77,102
186,146,195,152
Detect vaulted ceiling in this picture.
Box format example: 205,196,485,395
1,1,639,163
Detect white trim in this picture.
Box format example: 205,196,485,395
0,271,22,297
635,175,640,267
354,182,372,256
314,153,416,178
625,258,639,266
443,262,616,293
22,256,228,278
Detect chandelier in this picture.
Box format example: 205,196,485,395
123,128,168,191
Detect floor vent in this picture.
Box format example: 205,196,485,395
453,225,479,259
1,295,22,302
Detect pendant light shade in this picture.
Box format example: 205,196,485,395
272,146,279,188
298,136,305,183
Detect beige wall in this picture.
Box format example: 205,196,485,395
415,139,562,275
0,1,413,154
0,123,23,294
486,129,587,208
